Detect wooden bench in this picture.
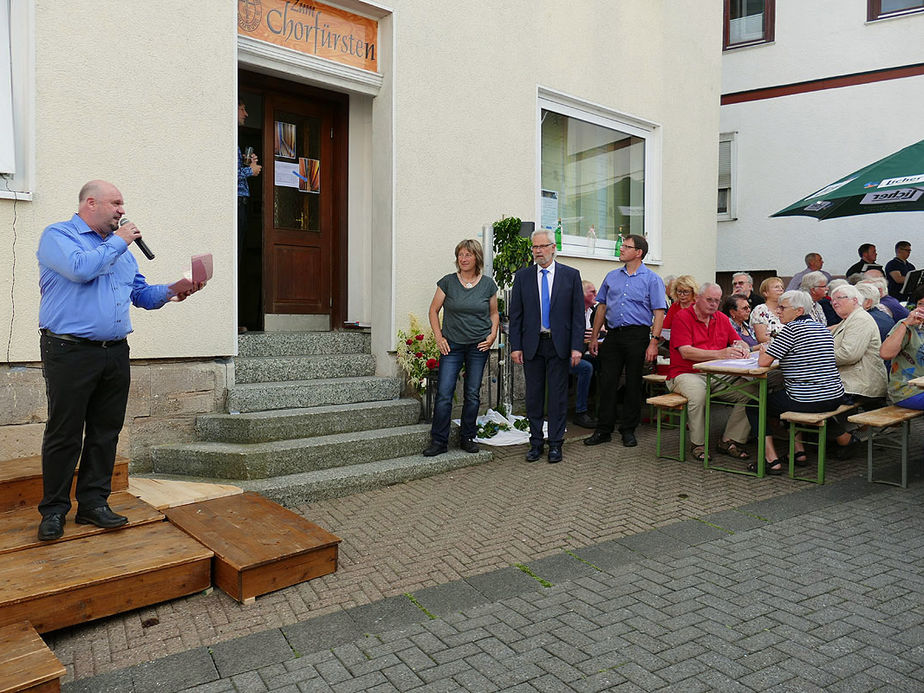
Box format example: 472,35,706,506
848,405,924,488
642,373,668,424
0,621,65,693
780,404,857,484
646,393,688,462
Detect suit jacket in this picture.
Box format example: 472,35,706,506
509,262,584,360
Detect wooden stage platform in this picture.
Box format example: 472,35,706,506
0,456,341,691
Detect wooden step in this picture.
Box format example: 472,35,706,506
128,477,243,510
0,456,129,513
0,492,163,556
165,492,340,603
0,523,213,633
0,621,65,693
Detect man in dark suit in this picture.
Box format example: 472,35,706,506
509,229,584,463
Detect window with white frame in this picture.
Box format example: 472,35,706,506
868,0,924,20
538,91,661,262
718,133,736,221
0,0,32,198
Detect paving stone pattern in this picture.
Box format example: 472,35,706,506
48,422,922,687
64,478,923,692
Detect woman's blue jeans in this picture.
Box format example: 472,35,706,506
429,341,489,447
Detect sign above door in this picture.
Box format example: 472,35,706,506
238,0,378,73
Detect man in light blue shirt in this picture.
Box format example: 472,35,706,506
585,234,666,447
35,180,204,541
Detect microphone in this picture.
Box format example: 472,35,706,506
118,217,155,260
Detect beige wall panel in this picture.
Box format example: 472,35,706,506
0,1,239,363
387,0,722,329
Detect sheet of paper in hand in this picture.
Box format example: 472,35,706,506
169,253,213,295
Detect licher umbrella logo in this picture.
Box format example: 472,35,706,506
239,0,262,32
772,139,924,220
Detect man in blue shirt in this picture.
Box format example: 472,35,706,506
585,234,666,447
35,180,204,541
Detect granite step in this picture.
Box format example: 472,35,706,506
226,375,401,413
234,353,376,384
151,424,441,480
241,449,494,506
238,331,371,358
196,399,422,444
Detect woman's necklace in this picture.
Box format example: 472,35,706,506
460,272,479,289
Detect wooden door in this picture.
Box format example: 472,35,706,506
262,94,335,318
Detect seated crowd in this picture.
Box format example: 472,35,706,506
658,258,924,472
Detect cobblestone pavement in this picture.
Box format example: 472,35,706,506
47,422,922,689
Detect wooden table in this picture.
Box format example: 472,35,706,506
693,357,777,477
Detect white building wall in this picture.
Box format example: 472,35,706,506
718,2,924,277
722,0,924,93
719,77,924,276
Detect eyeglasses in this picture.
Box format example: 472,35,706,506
675,288,692,295
621,244,637,250
531,243,555,250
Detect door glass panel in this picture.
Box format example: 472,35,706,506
273,109,321,232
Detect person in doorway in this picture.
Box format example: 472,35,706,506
846,243,878,278
885,241,915,301
423,239,499,456
237,98,262,332
584,234,666,449
35,180,206,542
509,230,585,464
571,281,600,429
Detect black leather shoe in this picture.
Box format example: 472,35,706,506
525,444,544,462
423,443,448,456
75,505,128,529
573,411,598,429
37,513,66,541
547,446,563,463
460,439,480,453
583,432,612,446
621,431,638,447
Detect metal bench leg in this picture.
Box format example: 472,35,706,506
901,420,909,489
817,422,826,484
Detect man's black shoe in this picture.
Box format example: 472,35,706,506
621,431,638,447
547,446,563,463
583,432,611,446
422,443,448,457
460,439,480,453
74,505,128,529
526,444,544,462
573,411,598,429
37,513,66,541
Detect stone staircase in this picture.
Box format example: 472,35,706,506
150,332,492,506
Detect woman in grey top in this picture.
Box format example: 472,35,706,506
423,239,499,456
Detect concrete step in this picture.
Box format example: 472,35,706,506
226,375,401,413
241,449,494,506
238,331,371,357
151,423,444,480
196,399,422,444
234,353,376,384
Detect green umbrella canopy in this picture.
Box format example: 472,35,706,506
772,138,924,220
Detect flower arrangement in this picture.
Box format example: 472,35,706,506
395,313,440,395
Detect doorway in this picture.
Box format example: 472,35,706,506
238,71,348,331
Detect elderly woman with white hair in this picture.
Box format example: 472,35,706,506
828,284,888,457
754,290,847,473
856,281,894,342
799,271,829,325
862,272,909,322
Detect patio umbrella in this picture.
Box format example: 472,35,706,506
771,138,924,220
